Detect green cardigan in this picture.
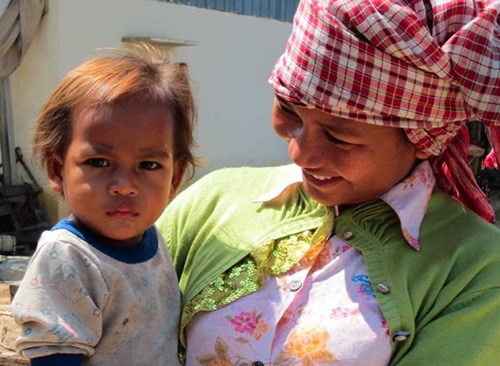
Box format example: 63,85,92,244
157,165,500,365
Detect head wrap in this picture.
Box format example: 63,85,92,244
269,0,499,222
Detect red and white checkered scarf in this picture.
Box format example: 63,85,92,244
270,0,499,222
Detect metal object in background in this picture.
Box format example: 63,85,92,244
160,0,300,22
14,147,42,193
0,147,48,254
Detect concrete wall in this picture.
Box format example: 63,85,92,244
8,0,293,224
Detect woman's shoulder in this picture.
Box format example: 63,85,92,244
191,164,297,187
421,190,500,271
171,164,299,207
424,190,500,239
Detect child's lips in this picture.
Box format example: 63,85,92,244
106,208,139,217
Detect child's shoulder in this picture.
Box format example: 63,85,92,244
33,226,99,262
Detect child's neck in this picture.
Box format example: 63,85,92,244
67,214,144,247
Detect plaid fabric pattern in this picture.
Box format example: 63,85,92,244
269,0,499,222
269,0,499,156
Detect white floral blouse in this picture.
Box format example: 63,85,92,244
186,162,435,365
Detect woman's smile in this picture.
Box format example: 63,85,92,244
303,170,342,186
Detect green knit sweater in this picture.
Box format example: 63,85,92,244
157,165,500,365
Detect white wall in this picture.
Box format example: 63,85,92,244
9,0,293,223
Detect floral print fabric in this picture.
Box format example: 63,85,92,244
186,162,435,365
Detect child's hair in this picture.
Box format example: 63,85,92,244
33,44,198,178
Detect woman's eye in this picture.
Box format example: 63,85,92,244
326,133,349,145
277,102,297,116
140,161,160,170
86,158,109,167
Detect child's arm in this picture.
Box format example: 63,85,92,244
11,231,107,362
31,354,82,366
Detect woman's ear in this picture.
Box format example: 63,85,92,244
46,154,65,194
415,150,431,160
169,160,188,200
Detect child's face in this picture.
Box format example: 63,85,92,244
272,97,429,207
47,98,185,246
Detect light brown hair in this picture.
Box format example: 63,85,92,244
33,44,198,178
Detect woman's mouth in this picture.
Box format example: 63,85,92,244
303,170,341,186
311,174,333,181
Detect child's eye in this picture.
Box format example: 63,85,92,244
86,158,109,167
140,161,160,170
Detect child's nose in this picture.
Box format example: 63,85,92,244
109,170,138,196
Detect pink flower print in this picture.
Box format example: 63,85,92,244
415,164,434,186
416,169,428,184
330,307,350,319
30,276,39,288
402,227,420,250
228,311,258,334
382,319,390,336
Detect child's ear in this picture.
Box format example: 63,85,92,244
46,154,65,194
169,160,187,199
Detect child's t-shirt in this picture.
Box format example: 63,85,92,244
12,219,181,366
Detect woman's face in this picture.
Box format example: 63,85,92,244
272,97,429,207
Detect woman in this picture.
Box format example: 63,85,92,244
157,0,500,364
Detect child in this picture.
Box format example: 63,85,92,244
11,46,197,365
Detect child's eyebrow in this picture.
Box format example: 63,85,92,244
84,143,172,159
139,148,171,159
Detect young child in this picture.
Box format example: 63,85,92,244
11,46,197,365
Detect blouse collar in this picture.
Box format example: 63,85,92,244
255,161,436,251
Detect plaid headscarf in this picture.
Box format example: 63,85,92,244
269,0,499,222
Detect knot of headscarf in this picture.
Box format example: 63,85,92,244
269,0,499,222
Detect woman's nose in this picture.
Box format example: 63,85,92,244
288,127,323,168
109,169,138,196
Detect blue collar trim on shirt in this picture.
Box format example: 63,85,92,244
51,218,158,264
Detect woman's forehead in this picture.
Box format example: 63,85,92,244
278,96,399,138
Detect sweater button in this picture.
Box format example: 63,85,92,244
392,330,411,342
342,231,353,240
289,280,302,292
253,362,264,366
376,283,390,294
